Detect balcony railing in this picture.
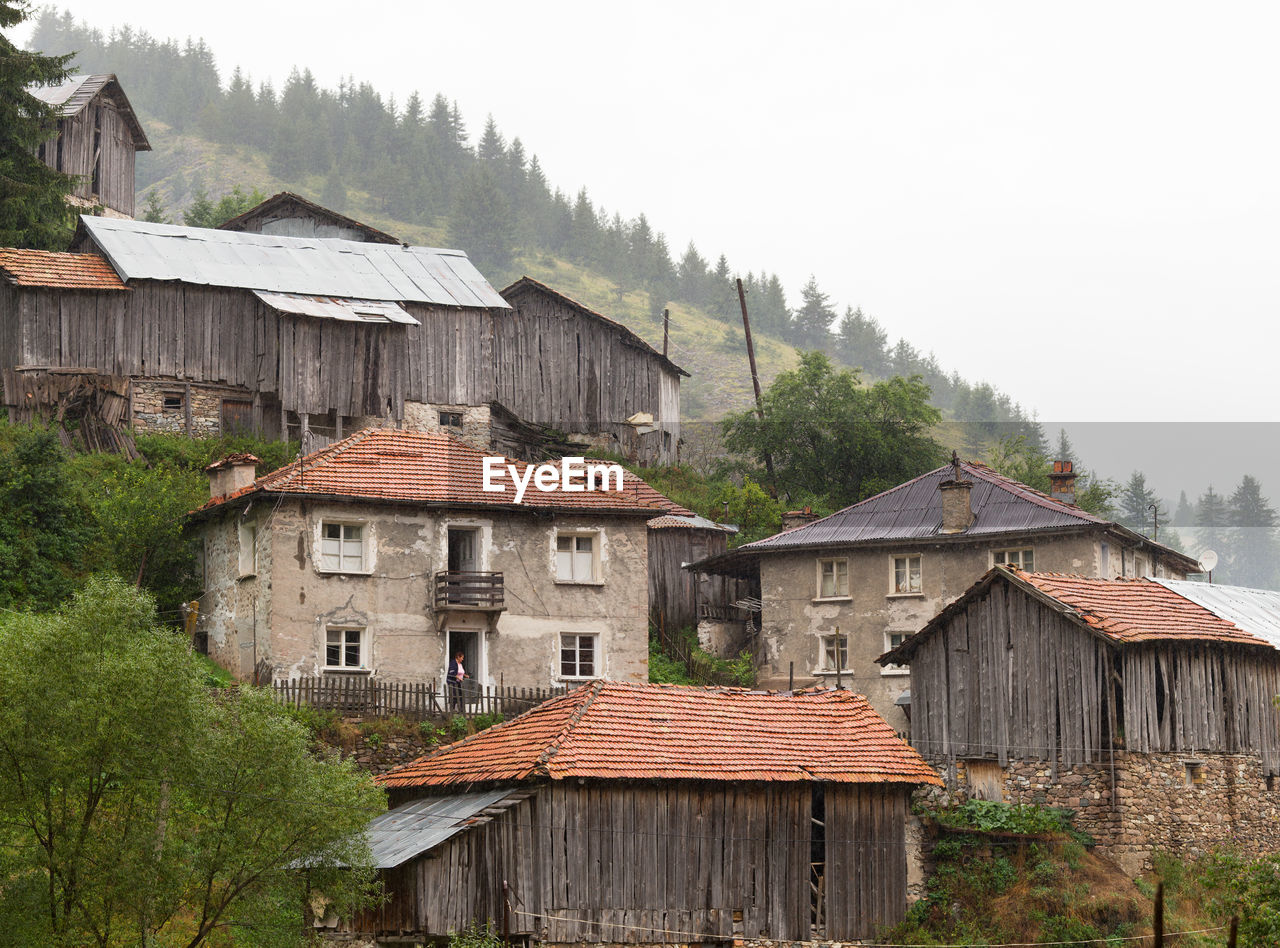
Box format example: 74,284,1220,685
434,570,505,611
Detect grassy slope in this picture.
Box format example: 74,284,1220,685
137,119,801,423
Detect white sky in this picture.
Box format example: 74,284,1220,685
15,1,1280,424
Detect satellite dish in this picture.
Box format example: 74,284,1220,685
1199,550,1219,573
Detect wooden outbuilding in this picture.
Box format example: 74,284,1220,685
499,278,687,465
341,680,940,944
880,566,1280,872
646,513,746,633
29,74,150,218
217,191,402,244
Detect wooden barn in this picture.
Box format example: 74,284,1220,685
217,190,401,244
341,681,940,944
499,278,687,465
880,567,1280,871
29,74,150,218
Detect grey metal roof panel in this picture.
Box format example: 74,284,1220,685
252,291,420,325
1153,578,1280,651
79,217,510,309
365,789,515,869
742,461,1106,552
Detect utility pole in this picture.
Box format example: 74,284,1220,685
736,278,775,492
662,307,670,359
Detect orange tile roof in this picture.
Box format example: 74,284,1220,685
378,680,941,789
1017,571,1271,647
197,428,692,517
0,249,127,290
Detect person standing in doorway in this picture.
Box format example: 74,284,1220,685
447,650,466,712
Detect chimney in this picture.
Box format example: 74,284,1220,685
1049,460,1076,504
205,453,260,500
938,451,973,534
782,506,818,531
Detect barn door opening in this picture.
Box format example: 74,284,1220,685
810,784,826,937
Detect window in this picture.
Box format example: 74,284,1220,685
892,555,922,595
817,558,850,599
325,627,365,670
882,632,909,675
162,393,184,412
1184,761,1205,787
560,633,597,678
439,410,464,428
993,548,1034,571
237,521,257,578
819,633,851,673
556,533,598,583
320,522,367,572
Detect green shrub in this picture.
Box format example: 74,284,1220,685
448,921,502,948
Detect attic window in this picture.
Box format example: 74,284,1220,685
163,393,184,412
439,411,463,428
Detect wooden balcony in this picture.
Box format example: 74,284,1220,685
434,570,505,612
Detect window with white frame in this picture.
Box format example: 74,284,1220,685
555,533,598,583
882,632,909,675
891,554,922,595
325,627,365,670
817,558,850,599
993,548,1034,571
320,522,366,572
560,633,598,678
237,521,257,578
819,633,851,673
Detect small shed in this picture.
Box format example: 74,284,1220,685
647,513,739,632
344,681,940,943
217,191,401,244
30,74,150,218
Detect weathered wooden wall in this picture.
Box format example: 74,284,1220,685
649,527,730,631
404,304,495,407
910,581,1280,776
38,94,136,217
353,781,910,943
495,287,680,464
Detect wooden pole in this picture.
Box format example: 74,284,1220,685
736,278,775,491
502,880,511,948
1153,881,1163,948
662,307,670,359
1227,916,1238,948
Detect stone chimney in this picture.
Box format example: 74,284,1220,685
782,506,819,531
938,451,973,534
205,453,260,500
1049,460,1076,505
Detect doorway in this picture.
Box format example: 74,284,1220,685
447,629,482,706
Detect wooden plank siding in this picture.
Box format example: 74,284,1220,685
344,781,911,943
648,527,731,631
495,286,680,464
38,96,137,217
910,584,1280,776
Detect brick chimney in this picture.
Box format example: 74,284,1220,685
938,451,973,534
782,506,818,531
205,453,260,500
1049,460,1076,505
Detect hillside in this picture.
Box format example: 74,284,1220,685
136,119,801,422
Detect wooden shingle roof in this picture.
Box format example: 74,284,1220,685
378,680,941,789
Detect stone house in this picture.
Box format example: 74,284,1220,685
691,459,1200,731
186,428,691,690
335,681,940,943
880,567,1280,873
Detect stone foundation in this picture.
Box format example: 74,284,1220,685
403,400,492,451
131,378,256,436
923,751,1280,875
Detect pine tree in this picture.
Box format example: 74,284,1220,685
448,164,514,276
791,276,836,350
1173,490,1195,527
1117,471,1163,535
834,306,888,374
320,165,347,212
1196,485,1231,579
0,0,76,249
140,189,168,223
477,114,505,162
1055,428,1075,463
1228,475,1280,590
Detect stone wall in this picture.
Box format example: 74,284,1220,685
131,378,252,436
403,400,491,451
923,751,1280,875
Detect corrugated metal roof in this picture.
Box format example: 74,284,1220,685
78,216,509,309
1154,578,1280,650
364,789,514,868
744,461,1105,551
252,291,419,325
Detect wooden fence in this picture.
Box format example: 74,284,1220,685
271,676,566,721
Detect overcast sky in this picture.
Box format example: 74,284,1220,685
15,1,1280,428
